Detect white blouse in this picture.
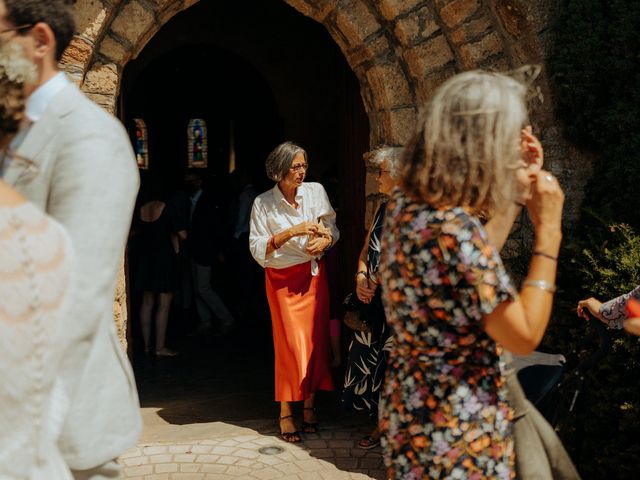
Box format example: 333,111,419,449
249,182,339,275
0,202,74,480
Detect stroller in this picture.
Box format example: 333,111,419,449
511,316,611,429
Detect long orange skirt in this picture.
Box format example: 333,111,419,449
265,259,334,402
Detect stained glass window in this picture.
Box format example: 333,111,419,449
133,118,149,169
188,119,208,168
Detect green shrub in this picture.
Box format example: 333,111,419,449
543,1,640,478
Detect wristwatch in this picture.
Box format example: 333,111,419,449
355,270,367,281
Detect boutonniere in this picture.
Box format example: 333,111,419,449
5,149,38,181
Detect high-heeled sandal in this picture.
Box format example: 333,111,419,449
279,414,301,443
302,407,319,434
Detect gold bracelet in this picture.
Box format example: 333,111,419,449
522,280,557,293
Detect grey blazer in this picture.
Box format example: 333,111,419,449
3,81,142,469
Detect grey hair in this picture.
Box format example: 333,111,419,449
400,70,528,215
369,146,402,180
265,141,307,182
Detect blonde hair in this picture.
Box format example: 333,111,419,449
400,70,528,215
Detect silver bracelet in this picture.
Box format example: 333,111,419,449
522,280,557,293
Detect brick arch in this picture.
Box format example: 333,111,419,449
63,0,546,147
63,0,581,347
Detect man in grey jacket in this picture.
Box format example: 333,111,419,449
0,1,142,478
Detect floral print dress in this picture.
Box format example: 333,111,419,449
379,191,517,480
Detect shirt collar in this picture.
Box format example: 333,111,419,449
273,183,304,204
25,72,70,122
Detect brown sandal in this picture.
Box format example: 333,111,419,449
279,414,301,443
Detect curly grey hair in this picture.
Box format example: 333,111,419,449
265,141,308,182
369,146,402,180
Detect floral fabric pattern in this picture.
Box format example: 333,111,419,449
599,285,640,329
379,190,517,480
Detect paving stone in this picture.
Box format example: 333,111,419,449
124,465,153,476
179,463,201,472
304,439,327,449
219,439,239,446
298,472,325,480
149,454,172,464
169,445,192,454
274,462,303,475
251,467,284,479
225,465,253,476
171,474,204,480
121,448,143,459
328,440,353,448
123,456,148,466
236,448,260,459
174,454,196,463
200,464,227,474
210,446,235,455
195,454,219,463
154,463,178,473
320,472,351,479
144,474,170,480
295,459,326,472
144,446,168,455
217,455,238,465
190,445,213,454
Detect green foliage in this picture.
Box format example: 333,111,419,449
578,221,640,298
545,2,640,478
554,220,640,479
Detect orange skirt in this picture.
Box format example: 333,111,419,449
265,259,334,402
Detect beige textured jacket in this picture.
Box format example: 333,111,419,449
3,80,142,470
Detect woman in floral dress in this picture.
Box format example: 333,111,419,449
379,70,565,479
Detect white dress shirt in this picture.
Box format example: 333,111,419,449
249,182,339,275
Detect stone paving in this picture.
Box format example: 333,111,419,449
121,418,385,480
122,311,386,479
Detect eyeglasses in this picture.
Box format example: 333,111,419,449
378,169,391,177
290,163,308,172
0,24,34,35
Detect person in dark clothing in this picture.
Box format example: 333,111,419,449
189,174,236,335
133,181,187,356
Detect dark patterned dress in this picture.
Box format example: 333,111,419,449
341,202,392,420
379,191,517,480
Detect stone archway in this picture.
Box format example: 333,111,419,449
63,0,588,344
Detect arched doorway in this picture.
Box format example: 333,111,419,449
119,0,370,420
62,0,586,377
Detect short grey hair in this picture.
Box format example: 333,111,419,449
369,146,402,180
265,141,308,182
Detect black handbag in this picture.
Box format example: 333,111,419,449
342,292,371,333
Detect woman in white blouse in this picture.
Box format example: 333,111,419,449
250,141,339,443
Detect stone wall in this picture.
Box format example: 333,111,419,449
63,0,590,340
